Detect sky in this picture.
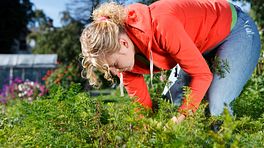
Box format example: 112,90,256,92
30,0,139,27
31,0,70,27
30,0,250,27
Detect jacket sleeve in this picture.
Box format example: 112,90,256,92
122,71,152,109
155,18,213,115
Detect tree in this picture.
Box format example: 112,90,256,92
66,0,101,24
29,9,54,32
0,0,34,53
29,20,83,64
65,0,156,24
60,11,74,27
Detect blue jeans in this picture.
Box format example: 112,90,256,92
163,6,261,116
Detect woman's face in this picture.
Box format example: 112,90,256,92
105,33,136,75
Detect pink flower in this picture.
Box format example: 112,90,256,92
27,89,33,97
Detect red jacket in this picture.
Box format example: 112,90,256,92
123,0,233,114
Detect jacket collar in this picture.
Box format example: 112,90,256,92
125,3,154,87
125,3,152,36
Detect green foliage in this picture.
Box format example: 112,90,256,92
144,70,171,98
251,0,264,75
210,56,230,78
29,22,83,64
256,30,264,75
182,86,192,105
232,72,264,119
29,9,54,32
251,0,264,28
208,109,240,147
0,84,263,147
42,63,85,89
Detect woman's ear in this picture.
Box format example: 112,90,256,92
119,38,129,48
119,33,131,48
118,33,135,54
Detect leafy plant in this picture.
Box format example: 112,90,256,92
232,72,264,119
0,78,46,106
0,83,263,147
42,63,85,89
210,56,230,78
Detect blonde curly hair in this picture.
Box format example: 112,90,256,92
80,2,127,87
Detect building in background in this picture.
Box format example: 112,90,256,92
0,54,57,88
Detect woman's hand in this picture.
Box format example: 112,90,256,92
171,114,186,124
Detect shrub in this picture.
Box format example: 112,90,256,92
0,78,46,105
232,72,264,119
42,63,85,89
0,84,263,147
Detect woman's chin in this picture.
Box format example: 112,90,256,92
128,65,134,71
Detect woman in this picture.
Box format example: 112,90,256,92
80,0,261,123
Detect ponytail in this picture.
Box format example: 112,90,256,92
80,2,127,87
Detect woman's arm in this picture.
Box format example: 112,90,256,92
122,71,153,109
156,17,213,115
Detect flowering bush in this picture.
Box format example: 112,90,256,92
0,84,263,147
42,63,84,89
0,78,46,105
